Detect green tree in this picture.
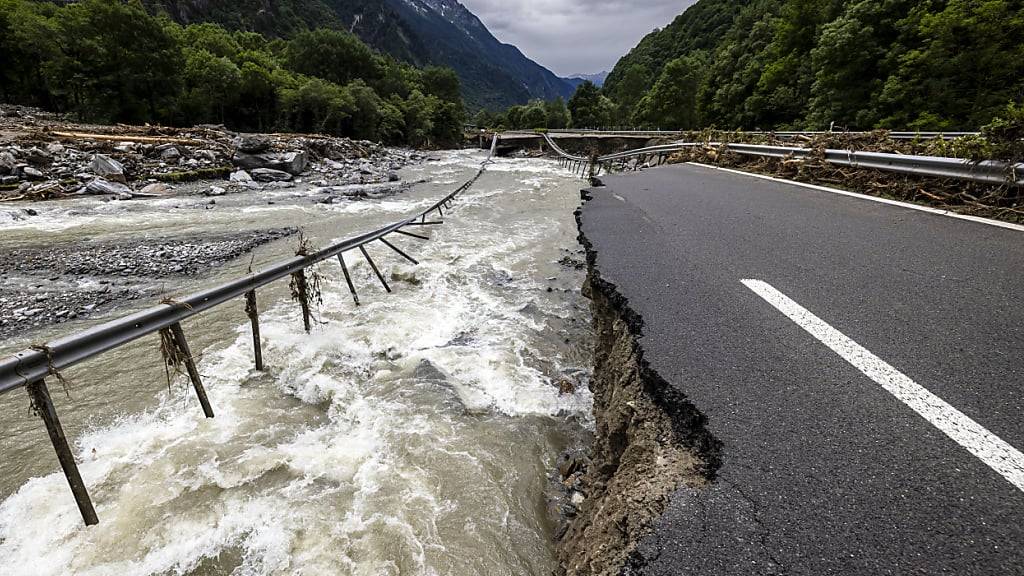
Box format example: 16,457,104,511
521,101,548,129
544,97,570,129
0,0,59,106
281,77,355,134
47,0,184,123
183,49,242,123
422,66,463,104
878,0,1024,130
284,28,380,86
632,56,703,129
613,64,651,123
400,90,436,146
181,22,241,59
568,81,608,128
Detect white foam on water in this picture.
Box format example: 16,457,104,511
0,152,591,575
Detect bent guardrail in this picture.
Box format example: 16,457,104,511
0,136,498,526
539,137,1023,187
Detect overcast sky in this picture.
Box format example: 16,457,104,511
459,0,697,76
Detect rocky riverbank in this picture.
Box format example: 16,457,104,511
0,229,297,339
0,105,421,203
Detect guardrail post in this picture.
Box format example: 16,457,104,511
291,270,313,333
244,290,264,371
380,237,420,265
337,253,360,306
168,322,215,418
27,379,99,526
359,246,391,293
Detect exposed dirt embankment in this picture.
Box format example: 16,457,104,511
558,193,721,575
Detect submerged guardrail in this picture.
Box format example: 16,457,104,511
0,136,498,526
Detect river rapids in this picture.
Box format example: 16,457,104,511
0,150,593,575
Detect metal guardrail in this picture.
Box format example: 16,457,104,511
572,141,1023,187
543,129,981,141
0,136,498,525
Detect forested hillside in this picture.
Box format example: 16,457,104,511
604,0,1024,131
133,0,573,110
0,0,465,147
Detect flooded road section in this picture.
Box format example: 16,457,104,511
0,151,592,575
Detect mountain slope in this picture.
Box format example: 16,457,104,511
605,0,1024,130
141,0,572,109
564,71,609,88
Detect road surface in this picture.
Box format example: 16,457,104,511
579,163,1024,575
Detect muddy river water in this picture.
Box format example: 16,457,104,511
0,150,593,575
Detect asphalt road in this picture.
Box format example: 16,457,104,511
579,164,1024,575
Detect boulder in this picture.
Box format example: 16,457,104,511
0,152,16,174
139,182,172,196
232,150,308,175
252,168,293,182
90,154,126,184
195,149,217,163
159,146,181,161
24,147,53,166
85,177,132,196
46,143,65,155
229,170,253,183
23,166,45,180
234,135,271,154
206,186,227,196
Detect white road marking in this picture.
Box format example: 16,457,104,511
741,278,1024,493
690,163,1024,233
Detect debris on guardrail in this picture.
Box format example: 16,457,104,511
664,139,1023,223
290,233,325,334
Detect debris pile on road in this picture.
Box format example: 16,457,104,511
0,105,420,202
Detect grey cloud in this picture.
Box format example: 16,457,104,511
460,0,696,75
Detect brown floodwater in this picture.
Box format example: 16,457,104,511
0,151,592,575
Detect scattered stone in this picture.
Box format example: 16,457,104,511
252,168,293,182
229,169,253,183
159,146,181,161
206,186,226,196
90,154,126,184
85,178,132,196
139,182,172,196
0,150,15,172
233,150,308,175
22,167,44,180
234,134,271,153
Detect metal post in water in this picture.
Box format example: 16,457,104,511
169,322,215,418
290,270,313,333
380,238,419,265
337,253,360,306
27,379,99,526
359,245,391,293
244,290,264,371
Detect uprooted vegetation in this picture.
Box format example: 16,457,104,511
661,120,1024,224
